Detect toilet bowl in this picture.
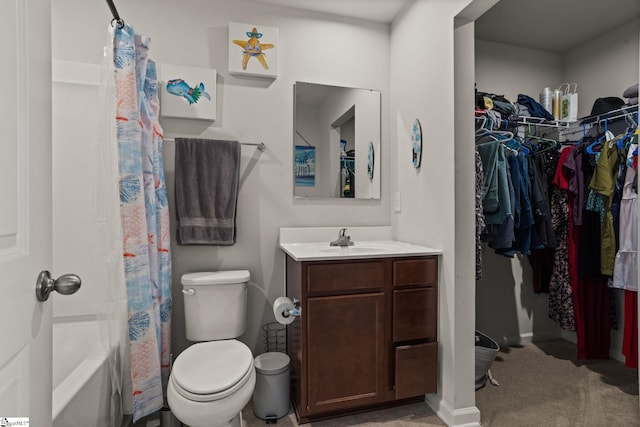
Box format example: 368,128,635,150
167,340,256,427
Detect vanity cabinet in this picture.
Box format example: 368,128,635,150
286,255,438,423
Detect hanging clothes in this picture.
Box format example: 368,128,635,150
589,135,622,275
614,140,638,368
114,25,172,421
476,151,486,280
528,147,560,293
474,96,639,362
563,140,611,359
548,147,574,331
612,142,638,291
476,136,511,225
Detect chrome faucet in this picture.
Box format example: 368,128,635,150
330,228,354,247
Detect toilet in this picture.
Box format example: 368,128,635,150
167,271,255,427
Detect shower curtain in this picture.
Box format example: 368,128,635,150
113,24,172,422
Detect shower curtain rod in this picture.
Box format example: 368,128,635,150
163,138,266,152
106,0,124,28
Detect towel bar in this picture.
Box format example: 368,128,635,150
164,138,265,152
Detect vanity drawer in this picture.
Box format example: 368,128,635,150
393,257,437,288
306,261,385,294
393,287,437,342
395,342,438,399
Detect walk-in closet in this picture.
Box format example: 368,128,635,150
471,0,640,419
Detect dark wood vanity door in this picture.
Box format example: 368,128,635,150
306,292,386,415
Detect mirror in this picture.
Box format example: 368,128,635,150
293,81,381,199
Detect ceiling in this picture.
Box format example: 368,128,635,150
475,0,640,53
252,0,410,23
252,0,639,54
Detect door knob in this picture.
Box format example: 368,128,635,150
35,270,82,302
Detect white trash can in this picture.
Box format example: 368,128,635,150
253,352,291,421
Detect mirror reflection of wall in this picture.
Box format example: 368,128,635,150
336,110,355,198
294,82,380,200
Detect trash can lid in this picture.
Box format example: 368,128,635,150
254,352,290,375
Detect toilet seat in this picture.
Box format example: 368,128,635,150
171,340,254,403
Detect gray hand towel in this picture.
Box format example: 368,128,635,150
175,138,240,245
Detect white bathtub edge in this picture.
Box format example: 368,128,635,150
52,357,106,421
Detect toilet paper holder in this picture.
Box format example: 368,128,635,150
284,298,301,318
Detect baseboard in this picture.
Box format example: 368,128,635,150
425,394,481,427
560,330,577,344
498,330,563,347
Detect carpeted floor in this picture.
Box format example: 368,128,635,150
475,339,639,427
242,340,639,427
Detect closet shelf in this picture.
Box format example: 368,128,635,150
476,104,638,133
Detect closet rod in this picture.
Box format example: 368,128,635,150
164,138,266,152
476,107,639,131
474,115,572,130
106,0,124,29
590,110,639,127
579,104,638,124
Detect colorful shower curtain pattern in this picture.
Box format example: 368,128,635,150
114,25,172,421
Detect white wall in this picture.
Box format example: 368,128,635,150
475,40,564,103
564,18,640,117
391,1,480,425
52,78,103,318
51,0,391,358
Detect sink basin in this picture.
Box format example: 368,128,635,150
319,246,385,254
279,239,442,261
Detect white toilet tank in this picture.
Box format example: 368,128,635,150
181,270,250,342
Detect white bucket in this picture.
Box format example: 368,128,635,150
475,330,499,390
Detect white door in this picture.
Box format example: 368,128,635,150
0,0,54,425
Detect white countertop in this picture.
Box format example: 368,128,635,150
279,227,442,261
280,240,442,261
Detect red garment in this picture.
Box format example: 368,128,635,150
622,290,638,368
555,149,586,352
562,147,610,359
553,147,572,189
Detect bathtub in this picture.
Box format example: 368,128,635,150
52,318,113,427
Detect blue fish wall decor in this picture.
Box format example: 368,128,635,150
166,78,211,105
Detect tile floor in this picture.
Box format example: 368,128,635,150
242,400,446,427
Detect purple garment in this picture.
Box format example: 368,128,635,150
563,145,584,226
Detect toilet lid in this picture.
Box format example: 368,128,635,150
182,270,250,286
171,340,253,400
